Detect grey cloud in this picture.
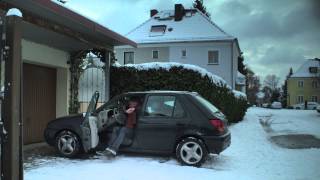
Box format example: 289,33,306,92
65,0,319,83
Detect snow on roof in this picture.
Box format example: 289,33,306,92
237,71,245,78
256,92,265,99
236,71,246,85
113,62,247,99
291,59,320,78
126,9,235,44
6,8,23,17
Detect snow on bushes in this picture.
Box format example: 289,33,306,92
111,62,248,123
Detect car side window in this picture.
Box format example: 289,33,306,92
144,96,176,117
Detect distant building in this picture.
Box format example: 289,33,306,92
115,4,245,93
287,58,320,106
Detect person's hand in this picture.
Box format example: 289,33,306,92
126,107,135,114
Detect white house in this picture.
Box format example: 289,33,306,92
115,4,245,92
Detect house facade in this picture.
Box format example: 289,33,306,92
287,58,320,106
115,4,245,92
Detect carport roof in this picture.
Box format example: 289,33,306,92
3,0,137,49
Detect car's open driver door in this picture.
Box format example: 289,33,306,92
81,91,100,152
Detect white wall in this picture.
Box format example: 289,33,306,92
115,41,238,88
168,42,233,88
22,39,69,68
115,46,169,64
22,39,70,117
56,68,69,117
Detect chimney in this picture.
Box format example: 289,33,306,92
150,9,158,17
174,4,185,21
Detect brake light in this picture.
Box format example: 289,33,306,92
210,119,225,133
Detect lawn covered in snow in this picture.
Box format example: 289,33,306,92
25,108,320,180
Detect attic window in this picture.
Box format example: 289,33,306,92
150,25,166,37
309,67,318,73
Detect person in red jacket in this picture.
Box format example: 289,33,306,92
104,99,139,156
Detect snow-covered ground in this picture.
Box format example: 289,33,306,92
25,108,320,180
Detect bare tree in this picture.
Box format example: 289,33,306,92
193,0,211,18
56,0,67,4
245,68,260,105
264,74,280,91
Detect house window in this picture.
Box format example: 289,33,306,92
312,81,318,88
298,80,304,88
297,95,304,103
181,49,187,58
208,50,219,64
150,25,166,36
311,96,318,102
152,50,159,59
124,52,134,64
309,67,318,73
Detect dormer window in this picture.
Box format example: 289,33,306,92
309,67,318,73
150,25,166,37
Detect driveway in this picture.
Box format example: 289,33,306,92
24,108,320,180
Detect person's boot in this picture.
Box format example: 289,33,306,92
105,147,117,157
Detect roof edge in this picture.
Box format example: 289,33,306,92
5,0,137,48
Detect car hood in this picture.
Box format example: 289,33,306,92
47,113,84,129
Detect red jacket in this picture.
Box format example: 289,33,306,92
126,111,136,129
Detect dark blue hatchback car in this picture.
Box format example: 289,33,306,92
44,91,231,167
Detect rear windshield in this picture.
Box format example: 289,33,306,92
194,95,219,113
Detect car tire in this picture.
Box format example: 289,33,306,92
55,130,81,158
176,137,208,167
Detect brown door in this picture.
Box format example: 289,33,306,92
23,63,56,144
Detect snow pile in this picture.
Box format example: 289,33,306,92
6,8,23,17
114,62,247,99
232,90,247,99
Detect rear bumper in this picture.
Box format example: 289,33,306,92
202,131,231,154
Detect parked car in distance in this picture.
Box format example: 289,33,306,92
317,105,320,113
292,102,319,110
262,103,269,108
44,91,231,167
271,102,282,109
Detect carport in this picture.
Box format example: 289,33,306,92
0,0,136,179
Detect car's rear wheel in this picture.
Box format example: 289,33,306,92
55,130,81,158
176,137,208,167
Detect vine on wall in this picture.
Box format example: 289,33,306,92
68,49,107,114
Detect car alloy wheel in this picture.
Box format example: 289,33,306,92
180,142,203,164
176,137,208,167
58,134,76,155
55,130,81,158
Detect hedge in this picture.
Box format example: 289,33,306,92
110,63,248,123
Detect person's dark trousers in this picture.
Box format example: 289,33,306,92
107,126,128,152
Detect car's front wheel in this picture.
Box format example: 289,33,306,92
176,137,208,167
55,130,81,158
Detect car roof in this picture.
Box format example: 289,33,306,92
124,90,199,96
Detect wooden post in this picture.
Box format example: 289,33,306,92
3,15,23,180
105,51,111,101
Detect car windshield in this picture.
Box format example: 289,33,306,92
94,94,122,113
194,95,220,113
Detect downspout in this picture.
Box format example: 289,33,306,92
231,41,234,89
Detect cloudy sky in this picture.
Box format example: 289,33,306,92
63,0,320,83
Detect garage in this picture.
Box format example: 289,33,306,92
0,0,136,179
23,63,57,144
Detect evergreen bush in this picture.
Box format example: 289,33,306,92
110,64,248,123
